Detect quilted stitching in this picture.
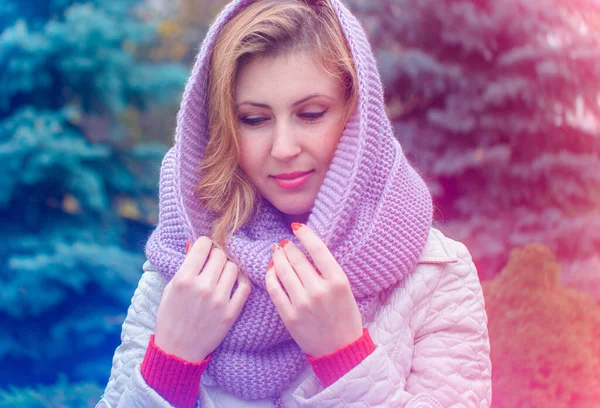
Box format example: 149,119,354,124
284,229,491,407
96,229,492,408
97,262,170,408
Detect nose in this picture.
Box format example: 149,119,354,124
270,119,301,161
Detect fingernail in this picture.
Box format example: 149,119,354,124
272,243,280,252
291,222,303,231
185,239,191,254
267,260,274,270
280,239,290,248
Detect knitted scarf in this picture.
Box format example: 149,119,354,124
145,0,433,400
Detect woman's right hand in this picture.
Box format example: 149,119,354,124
154,236,252,362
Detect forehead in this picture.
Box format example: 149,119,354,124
234,51,343,104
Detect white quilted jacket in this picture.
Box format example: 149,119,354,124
97,228,492,408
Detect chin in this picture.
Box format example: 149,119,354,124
268,195,315,218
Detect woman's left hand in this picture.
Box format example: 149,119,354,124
265,223,363,358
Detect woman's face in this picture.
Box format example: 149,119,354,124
235,51,348,223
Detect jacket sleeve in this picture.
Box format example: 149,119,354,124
96,262,180,408
290,241,492,408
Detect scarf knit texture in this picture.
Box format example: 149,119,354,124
145,0,433,400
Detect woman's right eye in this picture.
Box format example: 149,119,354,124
240,116,268,126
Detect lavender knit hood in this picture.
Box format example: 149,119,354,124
145,0,433,400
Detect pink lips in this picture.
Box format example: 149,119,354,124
272,171,313,190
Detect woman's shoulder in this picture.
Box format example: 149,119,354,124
408,227,480,295
141,261,169,284
371,227,485,346
128,261,168,306
417,227,472,266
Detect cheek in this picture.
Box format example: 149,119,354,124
237,135,267,178
318,121,345,163
237,147,254,178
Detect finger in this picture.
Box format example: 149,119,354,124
215,260,238,298
272,244,305,303
228,272,252,318
279,240,322,289
177,236,213,280
161,279,173,301
265,266,293,317
291,223,340,280
198,246,228,286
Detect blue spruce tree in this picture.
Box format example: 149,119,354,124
0,0,187,396
350,0,600,284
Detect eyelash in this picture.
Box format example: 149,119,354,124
299,109,328,122
241,117,267,126
240,109,328,127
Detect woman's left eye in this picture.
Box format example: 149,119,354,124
299,109,328,122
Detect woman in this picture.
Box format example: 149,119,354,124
97,0,492,407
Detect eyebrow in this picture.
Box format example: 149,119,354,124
235,93,333,109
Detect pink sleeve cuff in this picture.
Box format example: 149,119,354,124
141,334,211,408
306,328,377,388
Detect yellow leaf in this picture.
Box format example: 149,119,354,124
117,197,141,220
62,194,81,214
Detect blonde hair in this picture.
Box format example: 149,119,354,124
198,0,358,248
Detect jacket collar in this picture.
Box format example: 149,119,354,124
417,228,459,265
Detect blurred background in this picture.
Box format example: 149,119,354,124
0,0,598,406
